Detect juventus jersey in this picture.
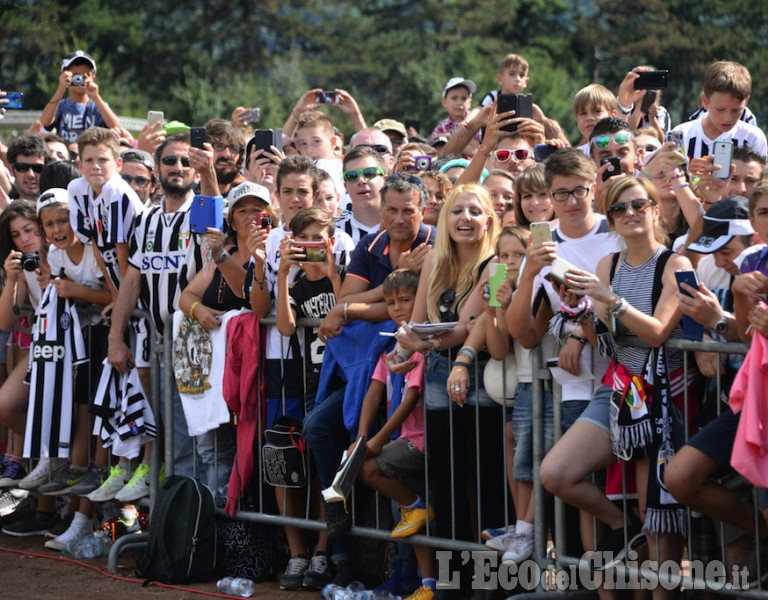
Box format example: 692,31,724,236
669,118,768,160
129,194,202,336
337,212,378,246
68,175,145,290
23,284,87,459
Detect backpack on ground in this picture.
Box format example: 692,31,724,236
136,475,217,584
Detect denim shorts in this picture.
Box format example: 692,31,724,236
512,382,554,481
562,400,591,433
424,351,495,410
375,438,427,499
574,385,613,433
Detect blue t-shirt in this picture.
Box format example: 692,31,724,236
50,98,108,143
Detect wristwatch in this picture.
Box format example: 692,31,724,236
213,251,228,265
714,314,730,335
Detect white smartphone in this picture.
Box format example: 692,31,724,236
712,140,733,179
530,222,552,245
147,110,164,127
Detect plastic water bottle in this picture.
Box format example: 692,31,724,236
322,583,397,600
216,577,255,597
68,530,113,558
322,583,353,600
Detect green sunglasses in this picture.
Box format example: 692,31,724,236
591,133,632,148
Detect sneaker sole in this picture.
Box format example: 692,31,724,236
391,521,427,537
86,482,129,502
40,482,84,496
593,532,647,572
115,489,150,503
486,536,515,552
2,526,55,537
44,538,67,551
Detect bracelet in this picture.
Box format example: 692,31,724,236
610,297,629,317
213,250,228,264
457,346,476,362
670,181,689,190
423,339,435,355
452,361,470,370
616,97,634,115
567,334,587,345
189,301,201,320
253,275,265,290
343,302,349,324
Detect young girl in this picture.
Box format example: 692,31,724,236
483,169,516,221
33,188,113,551
513,164,555,229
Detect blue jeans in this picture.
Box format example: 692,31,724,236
512,382,554,482
561,400,590,433
424,351,495,410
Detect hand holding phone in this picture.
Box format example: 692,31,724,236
530,222,552,245
712,140,733,179
498,94,533,133
3,92,23,109
675,269,704,341
600,157,622,182
633,70,669,90
190,126,207,150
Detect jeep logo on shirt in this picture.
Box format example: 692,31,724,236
32,342,65,362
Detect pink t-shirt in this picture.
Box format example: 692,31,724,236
372,351,425,452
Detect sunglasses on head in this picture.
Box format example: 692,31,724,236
160,155,190,167
343,166,385,183
494,148,533,162
357,144,391,156
607,198,655,217
14,162,44,174
591,133,632,148
121,174,152,188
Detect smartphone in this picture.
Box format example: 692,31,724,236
498,93,533,132
640,90,658,114
534,143,557,162
675,270,704,341
259,211,272,232
190,126,207,150
712,140,733,179
530,222,552,245
3,92,23,109
250,129,283,163
243,107,261,123
600,156,622,182
292,241,326,262
147,110,164,127
545,257,578,289
316,91,339,104
667,130,684,151
488,263,508,308
190,194,224,234
404,118,420,133
634,70,669,90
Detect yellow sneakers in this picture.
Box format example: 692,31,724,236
392,504,435,537
405,585,435,600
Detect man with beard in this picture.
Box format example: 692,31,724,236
107,133,223,492
204,118,245,198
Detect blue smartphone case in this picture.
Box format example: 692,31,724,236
190,195,224,235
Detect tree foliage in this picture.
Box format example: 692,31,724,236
1,0,767,141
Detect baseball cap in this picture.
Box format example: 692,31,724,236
687,196,754,254
37,188,69,214
120,149,155,171
228,181,270,213
61,50,96,72
373,119,408,141
442,77,477,98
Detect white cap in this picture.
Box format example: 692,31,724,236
227,181,270,212
37,188,69,214
442,77,477,98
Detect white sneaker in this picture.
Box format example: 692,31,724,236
86,464,130,502
115,463,151,502
18,458,68,490
44,515,94,552
486,527,518,552
0,489,29,517
502,531,535,564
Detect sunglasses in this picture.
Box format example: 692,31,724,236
550,185,591,203
591,133,632,148
357,144,391,156
494,148,533,162
607,198,655,217
438,289,456,315
121,174,152,188
14,162,44,174
343,166,385,183
160,155,190,167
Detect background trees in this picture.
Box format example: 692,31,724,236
1,0,766,143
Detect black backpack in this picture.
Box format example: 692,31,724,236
136,475,217,584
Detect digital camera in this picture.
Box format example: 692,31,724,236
71,74,85,86
413,155,432,171
20,252,40,272
259,212,272,230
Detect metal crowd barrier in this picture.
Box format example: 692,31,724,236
118,313,768,597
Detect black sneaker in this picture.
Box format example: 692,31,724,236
45,512,74,539
0,494,37,527
279,554,310,590
332,558,354,587
2,510,59,537
324,500,351,538
746,537,768,588
303,551,332,589
594,514,646,571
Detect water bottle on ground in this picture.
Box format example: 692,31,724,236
322,582,400,600
67,530,113,559
216,576,255,597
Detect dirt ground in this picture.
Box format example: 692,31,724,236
0,533,301,599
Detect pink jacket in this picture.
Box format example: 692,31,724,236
730,331,768,487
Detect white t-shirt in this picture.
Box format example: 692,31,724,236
47,243,104,325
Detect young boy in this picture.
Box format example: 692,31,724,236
429,77,480,142
295,110,344,195
572,84,618,154
670,61,768,161
479,53,530,107
354,269,436,600
67,127,145,297
40,51,120,145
